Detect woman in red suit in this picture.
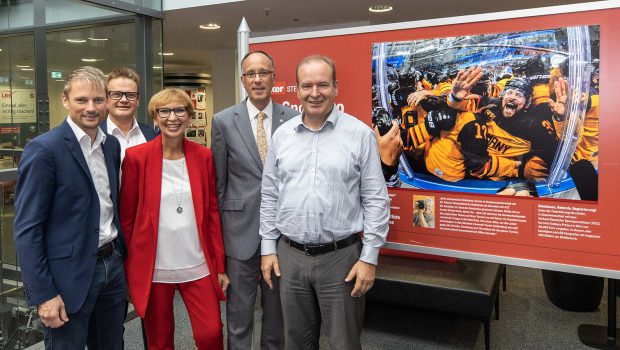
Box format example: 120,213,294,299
120,88,229,349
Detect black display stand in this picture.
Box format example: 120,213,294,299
579,279,620,349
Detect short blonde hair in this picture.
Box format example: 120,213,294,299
147,88,194,121
107,67,140,85
63,66,107,96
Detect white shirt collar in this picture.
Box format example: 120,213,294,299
66,116,106,147
107,116,140,136
246,99,273,120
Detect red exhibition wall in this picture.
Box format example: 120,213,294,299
251,7,620,276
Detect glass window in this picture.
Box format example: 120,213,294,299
47,22,136,129
0,34,36,152
117,0,162,12
152,18,163,95
0,32,37,347
0,0,34,30
46,0,127,25
0,1,162,347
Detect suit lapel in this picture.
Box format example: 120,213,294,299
61,121,94,184
271,103,287,134
100,119,108,134
233,103,263,170
146,137,163,233
101,139,118,206
184,140,204,228
138,122,157,141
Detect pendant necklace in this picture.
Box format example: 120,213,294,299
163,156,186,214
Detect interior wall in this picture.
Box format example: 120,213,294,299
211,48,237,114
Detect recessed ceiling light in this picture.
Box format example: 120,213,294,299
153,66,162,69
199,23,221,30
20,68,34,71
66,39,87,43
16,65,30,68
159,52,174,56
81,58,105,62
88,37,109,41
369,5,393,13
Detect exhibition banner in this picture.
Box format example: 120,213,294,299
251,6,620,276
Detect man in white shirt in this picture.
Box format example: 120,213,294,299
102,67,157,161
260,55,390,350
14,66,126,349
103,66,154,347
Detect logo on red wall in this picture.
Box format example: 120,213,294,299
271,82,286,95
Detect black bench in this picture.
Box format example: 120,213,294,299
367,256,505,350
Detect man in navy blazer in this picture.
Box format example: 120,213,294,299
101,67,158,161
13,66,127,349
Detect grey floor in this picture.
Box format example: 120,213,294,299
123,265,614,349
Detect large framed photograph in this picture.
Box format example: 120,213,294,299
372,25,600,201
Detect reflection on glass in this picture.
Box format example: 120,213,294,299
0,31,42,348
47,22,136,129
0,1,34,30
115,0,162,12
45,0,126,25
153,18,164,96
0,35,36,157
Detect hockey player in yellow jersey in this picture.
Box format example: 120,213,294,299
549,58,600,167
492,66,513,97
424,67,560,182
375,66,564,185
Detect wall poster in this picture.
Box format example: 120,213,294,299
251,4,620,277
0,87,36,123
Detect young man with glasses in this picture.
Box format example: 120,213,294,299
103,67,155,348
211,51,297,350
103,67,158,161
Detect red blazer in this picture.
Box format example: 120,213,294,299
120,135,226,317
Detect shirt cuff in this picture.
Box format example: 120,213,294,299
359,245,380,266
381,161,398,180
261,239,278,256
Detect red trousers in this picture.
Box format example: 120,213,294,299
143,276,223,350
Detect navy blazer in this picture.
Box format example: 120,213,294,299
100,118,158,141
13,120,125,313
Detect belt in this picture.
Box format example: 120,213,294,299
96,238,117,259
283,233,359,256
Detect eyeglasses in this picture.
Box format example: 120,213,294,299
156,107,188,118
108,91,139,101
241,70,273,79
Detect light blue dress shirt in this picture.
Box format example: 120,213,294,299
260,106,390,265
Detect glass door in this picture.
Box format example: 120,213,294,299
0,30,40,348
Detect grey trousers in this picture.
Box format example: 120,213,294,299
226,247,284,350
277,239,365,350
